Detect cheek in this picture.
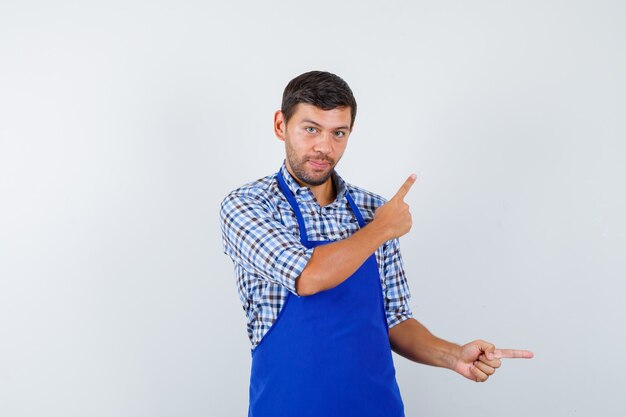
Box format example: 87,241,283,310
335,140,348,155
290,140,307,154
286,138,308,158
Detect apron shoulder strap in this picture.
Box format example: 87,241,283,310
344,190,366,229
275,171,309,243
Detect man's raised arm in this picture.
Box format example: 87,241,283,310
296,174,417,295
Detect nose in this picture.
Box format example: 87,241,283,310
312,132,332,154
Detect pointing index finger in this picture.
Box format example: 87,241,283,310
494,349,534,359
393,174,417,200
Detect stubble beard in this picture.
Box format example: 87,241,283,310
285,139,337,187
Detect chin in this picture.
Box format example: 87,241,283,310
307,172,332,186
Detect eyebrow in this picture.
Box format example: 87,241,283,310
301,119,351,130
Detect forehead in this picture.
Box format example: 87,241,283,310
289,103,352,128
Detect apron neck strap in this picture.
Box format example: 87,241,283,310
345,191,366,228
275,169,367,243
276,170,309,242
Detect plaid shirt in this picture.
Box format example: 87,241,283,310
220,162,413,349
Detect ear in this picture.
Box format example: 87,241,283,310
274,110,287,142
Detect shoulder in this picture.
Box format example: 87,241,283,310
345,182,387,207
220,173,281,218
345,182,387,221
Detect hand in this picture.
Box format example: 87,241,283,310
453,340,534,382
373,174,417,239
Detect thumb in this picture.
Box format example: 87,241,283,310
472,339,496,361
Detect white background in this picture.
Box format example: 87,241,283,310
1,1,625,416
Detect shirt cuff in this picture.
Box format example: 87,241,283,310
272,246,314,295
387,311,413,329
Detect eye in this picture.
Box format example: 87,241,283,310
334,131,346,138
305,127,317,134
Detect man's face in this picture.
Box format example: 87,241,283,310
275,103,352,187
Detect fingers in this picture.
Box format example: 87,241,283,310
392,174,417,201
495,349,534,359
473,360,496,378
472,339,496,360
478,354,501,369
470,352,502,383
464,344,533,383
470,363,489,383
472,352,503,382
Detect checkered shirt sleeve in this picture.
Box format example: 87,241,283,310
380,238,413,328
220,187,313,295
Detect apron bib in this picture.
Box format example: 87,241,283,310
248,170,405,417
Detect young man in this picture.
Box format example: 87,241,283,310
220,71,533,417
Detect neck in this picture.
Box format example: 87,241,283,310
310,179,336,207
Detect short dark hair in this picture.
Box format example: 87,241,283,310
281,71,357,128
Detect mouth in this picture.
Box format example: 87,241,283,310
307,159,331,170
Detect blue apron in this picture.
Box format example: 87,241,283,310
248,170,405,417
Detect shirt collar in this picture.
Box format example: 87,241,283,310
279,161,347,204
